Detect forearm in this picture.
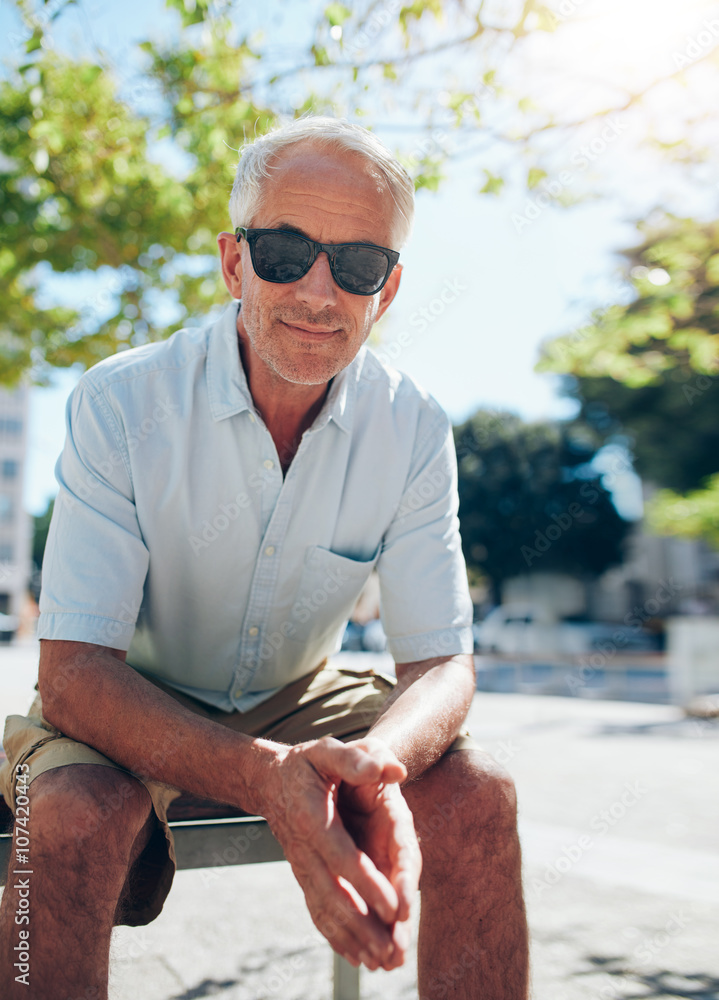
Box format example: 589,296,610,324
38,639,282,815
367,653,475,782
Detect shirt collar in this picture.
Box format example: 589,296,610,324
206,300,359,434
206,301,254,421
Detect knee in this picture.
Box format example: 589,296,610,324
408,750,518,861
25,764,151,861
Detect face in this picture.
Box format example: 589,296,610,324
218,142,403,388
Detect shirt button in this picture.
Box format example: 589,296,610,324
248,413,256,424
234,688,243,699
248,626,259,637
263,459,274,470
264,545,275,557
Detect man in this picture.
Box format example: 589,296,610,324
0,116,528,999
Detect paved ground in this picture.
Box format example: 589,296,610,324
1,639,718,999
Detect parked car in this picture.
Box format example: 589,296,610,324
473,604,556,655
473,604,660,655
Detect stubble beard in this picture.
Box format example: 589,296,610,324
250,306,367,386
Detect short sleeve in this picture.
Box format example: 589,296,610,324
37,380,150,650
377,406,474,663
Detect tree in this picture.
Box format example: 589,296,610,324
2,0,718,384
539,214,719,544
454,410,630,603
560,374,719,494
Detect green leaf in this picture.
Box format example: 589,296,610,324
311,45,332,67
479,170,504,195
325,3,351,28
165,0,210,27
706,253,719,283
79,64,103,86
25,31,42,54
527,167,547,189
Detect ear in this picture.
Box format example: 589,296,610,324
217,232,244,299
374,263,402,323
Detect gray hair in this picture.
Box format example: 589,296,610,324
228,116,415,249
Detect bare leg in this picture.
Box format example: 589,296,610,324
403,750,529,1000
0,763,154,1000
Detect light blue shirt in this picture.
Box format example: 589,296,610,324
38,302,473,711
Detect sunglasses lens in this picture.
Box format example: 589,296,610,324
334,246,390,295
248,231,392,294
253,232,311,282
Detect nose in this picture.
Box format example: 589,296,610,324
294,250,339,309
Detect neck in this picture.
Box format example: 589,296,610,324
237,329,330,473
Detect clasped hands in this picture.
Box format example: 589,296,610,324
262,735,421,970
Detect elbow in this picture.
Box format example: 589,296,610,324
37,639,108,732
37,639,126,732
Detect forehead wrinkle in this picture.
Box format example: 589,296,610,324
272,180,388,216
262,189,391,243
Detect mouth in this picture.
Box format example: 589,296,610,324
280,320,340,339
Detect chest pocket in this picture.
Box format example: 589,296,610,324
287,544,380,646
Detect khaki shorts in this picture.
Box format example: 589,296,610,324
0,660,477,926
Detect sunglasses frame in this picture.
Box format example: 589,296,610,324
235,227,400,296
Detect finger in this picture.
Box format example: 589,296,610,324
390,835,421,920
385,916,412,970
346,737,409,785
307,737,406,788
321,808,400,923
301,859,395,964
384,788,422,920
281,768,401,924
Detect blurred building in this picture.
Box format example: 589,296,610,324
503,524,719,625
0,386,32,620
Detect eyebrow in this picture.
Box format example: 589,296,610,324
271,222,381,248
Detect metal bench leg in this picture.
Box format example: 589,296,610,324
333,952,360,1000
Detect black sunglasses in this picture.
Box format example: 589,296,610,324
235,227,400,296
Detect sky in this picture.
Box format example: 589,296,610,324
3,0,716,519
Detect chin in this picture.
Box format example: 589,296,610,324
274,361,345,385
265,345,357,386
